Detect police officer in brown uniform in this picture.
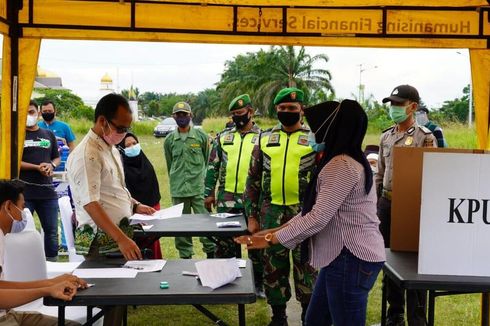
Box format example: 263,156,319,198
376,85,437,326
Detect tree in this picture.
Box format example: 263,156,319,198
189,89,221,123
434,85,470,123
33,88,94,120
216,46,334,117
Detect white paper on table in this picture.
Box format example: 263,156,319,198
195,258,242,290
130,203,184,221
216,221,241,228
46,261,82,277
73,268,138,278
123,259,167,273
214,258,246,268
210,213,242,218
141,225,154,231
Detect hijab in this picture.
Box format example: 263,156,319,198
117,133,161,207
300,99,372,262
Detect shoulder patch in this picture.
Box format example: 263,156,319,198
419,125,433,135
267,132,281,147
222,133,235,145
382,126,395,133
297,135,309,146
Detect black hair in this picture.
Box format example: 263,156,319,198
0,180,24,207
29,100,38,110
41,100,56,111
94,93,131,123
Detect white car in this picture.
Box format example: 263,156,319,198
153,118,177,137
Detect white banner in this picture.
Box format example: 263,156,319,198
418,152,490,276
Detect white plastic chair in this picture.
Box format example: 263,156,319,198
23,208,36,231
58,196,84,262
3,231,102,325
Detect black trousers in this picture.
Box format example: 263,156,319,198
378,196,427,326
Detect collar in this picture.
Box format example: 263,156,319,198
272,123,309,134
88,128,112,150
393,122,417,135
232,123,261,135
173,126,197,140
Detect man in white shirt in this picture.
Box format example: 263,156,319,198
67,94,154,326
0,180,85,325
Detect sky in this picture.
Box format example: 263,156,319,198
34,40,471,109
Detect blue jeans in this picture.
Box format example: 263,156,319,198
25,199,59,259
305,248,383,326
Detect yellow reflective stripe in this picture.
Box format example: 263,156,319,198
261,130,314,205
236,133,256,193
221,131,256,194
222,132,240,193
283,132,314,206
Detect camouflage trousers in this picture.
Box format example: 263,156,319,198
262,203,317,306
214,206,264,287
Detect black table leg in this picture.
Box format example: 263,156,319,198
123,305,128,326
58,306,65,326
235,243,242,258
238,304,246,326
482,293,490,326
381,279,387,326
86,306,93,326
428,290,436,326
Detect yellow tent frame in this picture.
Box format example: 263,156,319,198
0,0,489,179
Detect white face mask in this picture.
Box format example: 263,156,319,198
415,111,429,126
26,114,38,127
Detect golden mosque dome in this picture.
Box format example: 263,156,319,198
101,72,113,83
37,66,58,78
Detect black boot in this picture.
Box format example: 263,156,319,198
268,305,288,326
301,303,309,325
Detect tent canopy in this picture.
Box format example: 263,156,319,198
0,0,489,178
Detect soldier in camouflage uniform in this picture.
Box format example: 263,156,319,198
204,94,265,298
245,88,317,326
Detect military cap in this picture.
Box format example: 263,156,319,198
273,87,304,105
172,102,192,114
229,94,252,111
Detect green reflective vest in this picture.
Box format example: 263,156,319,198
220,131,257,194
260,128,315,206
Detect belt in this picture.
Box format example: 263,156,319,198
382,189,392,201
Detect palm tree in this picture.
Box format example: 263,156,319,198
254,46,334,116
216,46,334,118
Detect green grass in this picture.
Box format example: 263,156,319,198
63,120,483,325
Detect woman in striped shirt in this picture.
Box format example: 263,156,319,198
236,99,385,326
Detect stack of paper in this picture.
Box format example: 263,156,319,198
123,260,167,273
130,203,184,223
195,258,242,290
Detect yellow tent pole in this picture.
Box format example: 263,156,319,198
0,35,12,179
470,49,490,150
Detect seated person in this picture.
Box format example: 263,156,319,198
0,180,87,326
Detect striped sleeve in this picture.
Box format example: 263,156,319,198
276,155,360,249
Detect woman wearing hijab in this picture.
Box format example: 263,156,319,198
236,100,385,325
118,132,163,259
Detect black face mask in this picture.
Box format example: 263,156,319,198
277,111,301,127
232,113,251,129
42,112,55,122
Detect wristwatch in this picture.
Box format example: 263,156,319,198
50,161,57,169
264,233,274,246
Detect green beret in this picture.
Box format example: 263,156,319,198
273,87,304,105
229,94,252,111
